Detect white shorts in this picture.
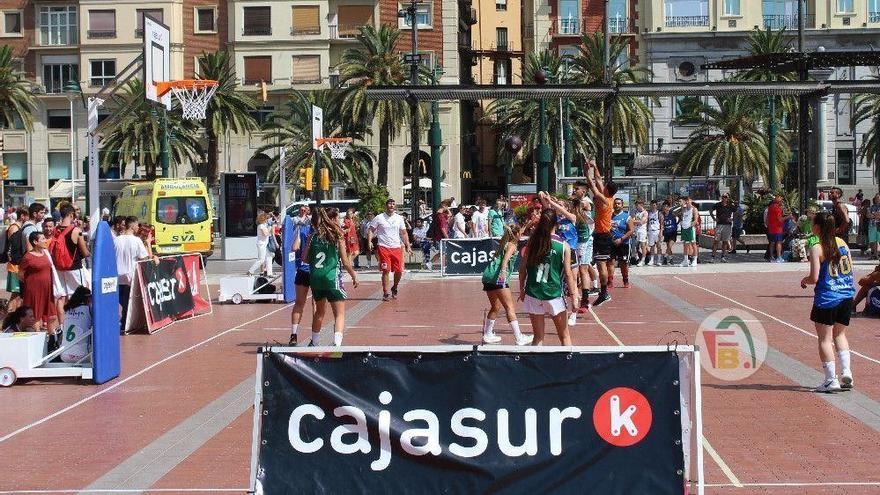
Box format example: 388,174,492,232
54,267,91,299
636,229,647,243
523,294,567,316
647,230,660,247
577,241,593,266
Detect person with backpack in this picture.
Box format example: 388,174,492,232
5,207,30,313
22,202,48,252
52,203,91,320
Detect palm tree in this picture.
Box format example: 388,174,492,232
197,51,260,186
100,80,204,178
570,32,655,151
673,95,789,184
0,45,37,131
486,50,601,177
337,25,426,186
257,89,375,188
852,80,880,181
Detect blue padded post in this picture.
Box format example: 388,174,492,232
282,215,296,304
91,221,121,384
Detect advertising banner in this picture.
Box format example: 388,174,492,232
253,349,689,494
440,238,499,276
126,254,212,333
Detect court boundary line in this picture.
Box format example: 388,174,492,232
0,303,295,445
672,276,880,366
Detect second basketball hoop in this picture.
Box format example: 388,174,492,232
316,137,353,160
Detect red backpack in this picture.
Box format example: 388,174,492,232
50,224,77,271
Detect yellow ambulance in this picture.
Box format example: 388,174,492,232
114,178,214,257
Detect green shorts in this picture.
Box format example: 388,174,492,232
680,227,696,243
6,271,20,293
312,287,347,302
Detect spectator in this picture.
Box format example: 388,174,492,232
22,202,47,251
452,206,468,239
293,204,311,226
731,202,744,254
5,207,29,312
488,198,505,238
111,216,126,237
869,194,880,260
247,212,273,277
115,216,151,330
368,199,412,301
830,187,850,238
427,200,451,268
418,199,429,219
359,211,375,268
412,218,432,270
766,194,785,262
857,199,871,257
19,231,58,333
52,203,92,319
710,193,736,263
853,263,880,314
59,287,92,363
2,305,36,333
471,200,489,238
343,208,360,268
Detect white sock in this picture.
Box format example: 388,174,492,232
334,332,343,347
291,324,299,336
592,279,598,289
822,361,836,381
837,350,851,374
484,319,496,336
312,332,321,346
510,320,523,338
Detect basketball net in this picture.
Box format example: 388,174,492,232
317,138,353,160
156,80,219,121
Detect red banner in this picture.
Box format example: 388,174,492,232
509,193,538,209
181,254,211,316
127,254,212,334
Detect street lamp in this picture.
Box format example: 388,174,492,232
399,0,425,220
63,79,84,206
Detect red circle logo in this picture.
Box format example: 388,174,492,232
592,387,653,447
174,268,188,293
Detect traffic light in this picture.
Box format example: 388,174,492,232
304,167,313,192
319,168,329,192
0,165,8,180
0,133,4,151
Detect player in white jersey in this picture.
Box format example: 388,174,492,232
646,200,663,266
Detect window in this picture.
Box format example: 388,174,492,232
337,5,373,38
40,6,78,45
3,11,22,35
837,0,854,13
871,0,880,21
400,3,431,28
292,6,320,35
674,96,701,124
664,0,709,26
136,9,163,37
493,59,510,85
609,0,628,32
47,109,72,129
244,56,272,84
195,7,217,33
90,60,116,87
243,6,271,35
496,28,508,50
48,152,72,187
837,150,854,185
292,55,320,84
156,197,209,225
558,0,579,34
0,114,24,130
88,10,116,39
42,63,78,94
496,0,507,11
249,106,275,126
723,0,740,15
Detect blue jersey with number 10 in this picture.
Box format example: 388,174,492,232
814,238,855,308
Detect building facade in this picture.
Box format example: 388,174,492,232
0,0,461,207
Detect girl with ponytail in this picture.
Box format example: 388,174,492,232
800,211,856,392
480,224,532,345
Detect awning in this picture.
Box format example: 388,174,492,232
48,179,86,199
402,178,451,190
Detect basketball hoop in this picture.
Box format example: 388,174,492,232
316,137,353,159
155,80,219,120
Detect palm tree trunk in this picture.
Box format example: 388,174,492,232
378,121,390,186
206,124,219,186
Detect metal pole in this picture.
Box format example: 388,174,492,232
563,99,573,177
602,0,613,180
429,99,442,211
768,96,778,191
279,146,287,216
409,0,420,220
537,98,550,191
161,110,170,177
87,97,103,218
70,98,76,205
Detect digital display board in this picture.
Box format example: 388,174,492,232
222,173,257,238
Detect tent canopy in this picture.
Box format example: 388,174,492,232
402,178,450,190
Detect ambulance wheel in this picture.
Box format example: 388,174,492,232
231,293,243,305
0,367,16,387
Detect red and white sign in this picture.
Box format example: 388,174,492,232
592,387,652,447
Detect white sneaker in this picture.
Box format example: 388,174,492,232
568,312,577,326
679,259,690,267
515,334,534,346
814,378,841,393
636,261,645,267
840,372,853,389
426,262,432,271
482,332,502,344
690,258,698,267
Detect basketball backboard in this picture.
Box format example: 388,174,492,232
143,14,171,110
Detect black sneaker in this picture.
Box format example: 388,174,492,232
288,333,297,346
383,293,391,301
588,287,600,295
391,287,399,299
593,292,612,307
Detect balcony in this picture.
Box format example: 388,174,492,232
763,14,815,29
608,16,630,33
664,15,709,27
87,29,115,39
242,26,272,36
551,16,632,36
329,24,361,40
870,11,880,23
291,26,321,36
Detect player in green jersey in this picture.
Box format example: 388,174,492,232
480,224,533,346
303,208,359,347
518,209,578,346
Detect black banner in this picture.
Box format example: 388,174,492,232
138,256,194,329
441,238,499,276
256,350,685,494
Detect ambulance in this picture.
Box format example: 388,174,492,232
114,178,214,258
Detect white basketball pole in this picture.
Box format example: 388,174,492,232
87,96,104,238
278,146,287,220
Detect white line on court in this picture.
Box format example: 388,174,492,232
0,490,250,494
702,482,880,488
588,306,742,488
673,276,880,366
0,303,294,445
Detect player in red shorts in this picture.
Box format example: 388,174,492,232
368,199,412,301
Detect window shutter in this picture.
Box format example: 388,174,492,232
292,6,320,34
244,56,272,84
292,55,320,83
89,10,115,31
197,9,215,31
338,5,373,35
244,6,271,33
137,9,163,30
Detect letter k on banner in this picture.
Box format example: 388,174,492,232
592,387,653,447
